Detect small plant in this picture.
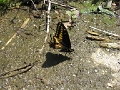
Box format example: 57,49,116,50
0,0,21,7
0,0,10,15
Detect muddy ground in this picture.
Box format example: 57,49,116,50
0,2,120,90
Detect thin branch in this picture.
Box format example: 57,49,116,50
1,18,30,50
30,0,39,12
38,0,51,53
89,26,120,38
0,63,34,79
44,0,46,4
46,0,51,33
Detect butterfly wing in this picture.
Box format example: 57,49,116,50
49,22,73,52
49,34,62,49
55,22,71,50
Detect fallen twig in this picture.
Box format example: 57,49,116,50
0,62,34,79
89,26,120,39
87,30,99,36
100,42,120,49
86,35,110,41
1,18,30,50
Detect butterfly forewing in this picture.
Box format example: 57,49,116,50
55,22,62,38
57,22,71,49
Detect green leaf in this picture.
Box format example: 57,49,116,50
66,10,80,18
98,4,115,17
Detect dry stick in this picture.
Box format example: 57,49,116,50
44,0,46,4
89,26,120,38
39,0,51,53
30,0,39,12
0,63,34,79
46,0,51,33
1,18,30,50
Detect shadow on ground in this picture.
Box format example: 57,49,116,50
42,52,71,68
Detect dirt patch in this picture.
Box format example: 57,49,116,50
0,3,120,90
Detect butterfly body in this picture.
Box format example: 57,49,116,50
49,22,74,52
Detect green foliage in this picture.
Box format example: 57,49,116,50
0,0,21,16
69,1,115,17
0,0,10,5
69,1,98,14
66,9,80,18
98,4,115,17
0,0,20,6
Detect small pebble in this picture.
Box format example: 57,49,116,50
107,83,113,88
94,69,98,73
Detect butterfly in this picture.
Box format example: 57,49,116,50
49,22,74,52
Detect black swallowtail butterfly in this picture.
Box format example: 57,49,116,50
49,22,74,52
